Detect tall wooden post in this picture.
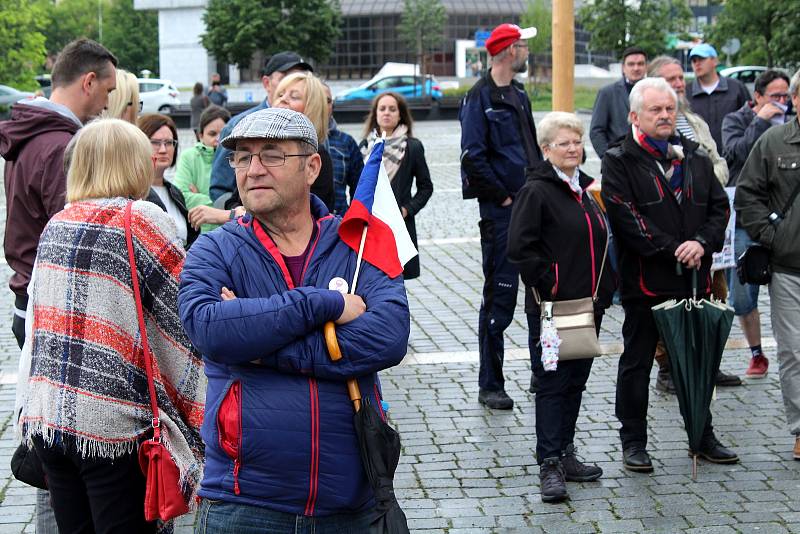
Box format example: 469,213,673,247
551,0,575,112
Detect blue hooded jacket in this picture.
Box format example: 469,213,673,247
178,196,410,516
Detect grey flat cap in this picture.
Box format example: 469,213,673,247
220,107,318,151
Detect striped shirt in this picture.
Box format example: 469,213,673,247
676,113,696,140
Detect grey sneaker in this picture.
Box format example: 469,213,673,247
561,444,602,482
539,457,568,503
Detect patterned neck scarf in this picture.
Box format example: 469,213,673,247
551,163,583,196
633,125,685,202
362,124,408,181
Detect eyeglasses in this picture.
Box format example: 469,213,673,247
549,141,583,150
150,139,177,149
766,92,790,101
228,149,311,169
128,101,144,112
512,43,529,50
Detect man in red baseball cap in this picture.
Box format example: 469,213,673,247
459,22,541,411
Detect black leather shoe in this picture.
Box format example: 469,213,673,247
562,444,602,482
529,374,540,394
655,369,676,394
692,438,739,464
478,389,514,410
715,370,742,387
539,457,568,503
622,447,654,473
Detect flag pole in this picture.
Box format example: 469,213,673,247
323,133,386,412
349,131,385,294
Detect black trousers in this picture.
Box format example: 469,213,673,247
616,298,714,449
32,436,156,534
529,310,601,463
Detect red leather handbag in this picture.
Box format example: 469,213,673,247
124,202,189,522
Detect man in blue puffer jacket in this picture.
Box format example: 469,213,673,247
178,107,410,532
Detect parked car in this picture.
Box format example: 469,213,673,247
0,85,35,107
719,66,768,93
336,75,442,102
138,78,180,114
35,75,52,98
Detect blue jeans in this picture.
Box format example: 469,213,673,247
728,227,761,316
195,498,374,534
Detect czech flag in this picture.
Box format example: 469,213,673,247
338,139,418,278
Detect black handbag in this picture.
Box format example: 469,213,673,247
736,244,771,285
736,179,800,286
11,443,47,489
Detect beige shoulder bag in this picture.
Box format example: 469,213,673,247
532,229,609,360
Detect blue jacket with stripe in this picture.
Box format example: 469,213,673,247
178,195,410,516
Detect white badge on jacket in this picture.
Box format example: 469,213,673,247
328,277,349,295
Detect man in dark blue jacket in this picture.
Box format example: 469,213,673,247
179,108,410,530
459,23,542,409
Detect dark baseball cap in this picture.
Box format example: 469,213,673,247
263,52,314,76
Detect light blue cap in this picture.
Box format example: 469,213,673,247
689,43,718,59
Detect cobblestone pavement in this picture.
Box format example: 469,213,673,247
0,118,795,533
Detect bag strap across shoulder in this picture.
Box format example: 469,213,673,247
774,179,800,222
124,202,161,441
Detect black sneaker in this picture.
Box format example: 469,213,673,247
539,457,568,503
561,444,602,482
715,370,742,387
478,389,514,410
655,368,676,394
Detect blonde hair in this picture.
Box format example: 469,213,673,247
102,69,139,121
274,72,329,144
66,118,153,202
538,111,585,147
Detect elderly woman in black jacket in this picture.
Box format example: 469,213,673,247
508,111,615,504
360,92,433,279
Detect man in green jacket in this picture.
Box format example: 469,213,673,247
734,69,800,461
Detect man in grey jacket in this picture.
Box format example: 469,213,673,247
686,43,750,151
734,69,800,461
721,70,791,380
590,46,647,159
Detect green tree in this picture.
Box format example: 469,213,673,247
706,0,800,67
102,0,158,75
201,0,342,70
397,0,446,98
578,0,691,59
0,0,48,90
40,0,104,58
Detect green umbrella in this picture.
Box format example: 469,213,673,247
651,270,734,479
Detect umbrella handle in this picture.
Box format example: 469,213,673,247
324,321,363,412
324,321,342,361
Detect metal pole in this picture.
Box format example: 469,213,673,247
551,0,574,112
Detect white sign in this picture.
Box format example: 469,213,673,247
712,187,737,271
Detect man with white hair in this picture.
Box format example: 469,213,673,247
601,77,736,472
735,69,800,461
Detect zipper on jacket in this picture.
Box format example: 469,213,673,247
573,194,597,294
304,378,320,516
217,380,242,495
